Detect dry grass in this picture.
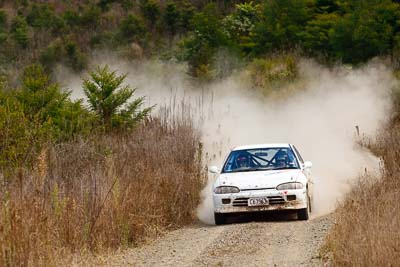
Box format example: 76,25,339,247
322,124,400,266
0,117,205,266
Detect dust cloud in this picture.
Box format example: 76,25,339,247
56,55,394,224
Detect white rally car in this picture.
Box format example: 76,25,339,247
209,143,313,225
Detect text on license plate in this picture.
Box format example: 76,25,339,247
248,197,269,207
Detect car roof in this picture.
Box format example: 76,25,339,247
232,143,291,151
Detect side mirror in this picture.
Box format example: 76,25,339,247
303,161,312,169
209,166,220,174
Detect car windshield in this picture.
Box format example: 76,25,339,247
222,147,300,173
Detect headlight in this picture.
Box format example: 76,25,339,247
276,182,303,190
214,186,240,194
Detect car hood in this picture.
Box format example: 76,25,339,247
215,169,303,190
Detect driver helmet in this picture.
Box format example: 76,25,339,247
275,150,288,167
236,154,249,168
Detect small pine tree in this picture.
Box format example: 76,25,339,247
119,14,145,42
16,64,70,122
83,65,152,130
164,2,180,36
141,0,160,29
11,15,29,48
16,64,92,140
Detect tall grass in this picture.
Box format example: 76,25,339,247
0,116,205,266
322,124,400,266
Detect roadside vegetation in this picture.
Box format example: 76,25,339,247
319,61,400,266
321,101,400,265
0,64,204,266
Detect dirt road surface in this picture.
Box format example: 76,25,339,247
81,213,333,267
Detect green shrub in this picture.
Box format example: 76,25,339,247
181,4,227,76
252,0,311,55
299,13,340,58
40,38,87,72
64,39,88,72
118,14,145,43
140,0,160,27
0,10,7,45
248,55,298,90
16,65,70,121
163,2,180,36
0,67,93,172
0,10,7,27
119,0,135,10
0,81,53,171
52,99,95,140
328,1,399,64
0,94,48,171
11,15,29,48
80,6,102,27
39,39,64,69
98,0,116,11
222,1,261,54
15,64,92,139
27,3,64,30
0,32,6,44
178,0,195,33
63,6,101,28
63,9,81,27
181,35,214,76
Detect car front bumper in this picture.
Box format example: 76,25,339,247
213,188,308,214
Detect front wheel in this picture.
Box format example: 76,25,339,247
214,212,227,225
297,194,310,220
297,208,309,220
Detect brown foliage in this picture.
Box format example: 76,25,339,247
0,117,205,266
322,124,400,266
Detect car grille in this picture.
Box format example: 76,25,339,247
232,196,286,207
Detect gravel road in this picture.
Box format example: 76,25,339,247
87,212,333,267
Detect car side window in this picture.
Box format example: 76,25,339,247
292,146,304,164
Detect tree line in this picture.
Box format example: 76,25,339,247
0,0,399,78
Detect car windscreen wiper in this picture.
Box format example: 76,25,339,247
272,166,299,170
231,167,264,172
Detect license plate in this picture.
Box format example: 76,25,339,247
248,197,269,207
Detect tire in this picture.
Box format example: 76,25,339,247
297,208,309,220
214,212,227,225
297,194,310,220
